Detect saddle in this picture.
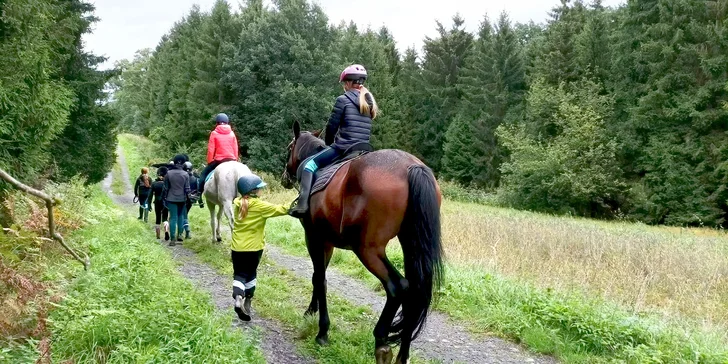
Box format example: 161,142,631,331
297,142,373,196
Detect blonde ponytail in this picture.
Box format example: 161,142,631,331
358,86,379,119
237,196,250,220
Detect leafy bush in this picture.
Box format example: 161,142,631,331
497,80,626,217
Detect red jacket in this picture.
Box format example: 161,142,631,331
207,124,239,164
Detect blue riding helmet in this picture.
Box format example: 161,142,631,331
237,175,267,196
215,113,229,124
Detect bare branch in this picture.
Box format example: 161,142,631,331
0,168,89,270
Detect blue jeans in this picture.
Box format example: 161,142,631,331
167,202,187,239
304,147,341,173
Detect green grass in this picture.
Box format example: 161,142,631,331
47,189,264,363
110,161,125,195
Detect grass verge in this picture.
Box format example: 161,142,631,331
47,189,264,363
265,212,728,363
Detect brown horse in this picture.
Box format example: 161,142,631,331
281,121,444,364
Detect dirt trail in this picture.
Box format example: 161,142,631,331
103,149,311,364
106,145,557,364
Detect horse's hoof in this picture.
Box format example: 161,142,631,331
394,357,409,364
304,308,318,317
375,346,393,364
315,335,329,346
304,304,318,316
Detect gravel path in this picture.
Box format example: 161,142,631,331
106,144,558,364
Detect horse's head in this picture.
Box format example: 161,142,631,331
281,120,325,189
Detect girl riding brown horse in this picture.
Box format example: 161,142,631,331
282,120,444,364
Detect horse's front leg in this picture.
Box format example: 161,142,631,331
305,229,333,345
305,242,334,316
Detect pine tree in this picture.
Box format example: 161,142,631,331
224,0,338,172
611,0,728,225
575,0,612,84
392,48,423,155
418,15,473,171
443,13,525,188
531,0,588,86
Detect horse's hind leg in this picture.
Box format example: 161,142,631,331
207,203,217,243
223,200,235,233
357,248,408,364
216,206,224,242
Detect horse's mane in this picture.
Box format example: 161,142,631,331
297,132,326,159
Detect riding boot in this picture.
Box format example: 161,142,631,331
155,225,161,240
143,208,149,223
185,225,191,239
243,296,253,320
138,207,143,219
289,170,313,218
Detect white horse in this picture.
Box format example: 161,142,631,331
203,161,252,242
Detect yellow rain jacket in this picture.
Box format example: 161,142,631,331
231,197,288,252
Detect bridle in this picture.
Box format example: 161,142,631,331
282,138,299,192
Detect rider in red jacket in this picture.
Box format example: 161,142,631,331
198,113,239,197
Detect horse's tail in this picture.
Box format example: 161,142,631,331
397,164,444,343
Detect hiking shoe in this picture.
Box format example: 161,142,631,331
168,241,176,247
234,295,251,321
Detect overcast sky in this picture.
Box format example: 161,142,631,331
84,0,624,70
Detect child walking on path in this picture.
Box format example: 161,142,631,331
134,168,153,221
231,174,289,321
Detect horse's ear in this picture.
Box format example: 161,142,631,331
292,120,301,139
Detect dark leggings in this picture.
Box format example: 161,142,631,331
154,201,168,224
138,193,150,207
231,250,263,298
199,158,236,192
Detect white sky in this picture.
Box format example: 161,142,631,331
84,0,624,70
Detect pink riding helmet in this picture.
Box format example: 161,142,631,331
339,64,368,83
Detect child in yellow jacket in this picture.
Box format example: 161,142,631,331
231,174,289,321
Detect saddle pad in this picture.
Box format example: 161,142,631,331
311,153,366,195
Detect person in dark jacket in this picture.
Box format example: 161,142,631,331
134,168,153,222
289,64,378,218
147,167,169,240
164,155,191,245
182,161,199,239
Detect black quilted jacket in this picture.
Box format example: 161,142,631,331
325,89,373,151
